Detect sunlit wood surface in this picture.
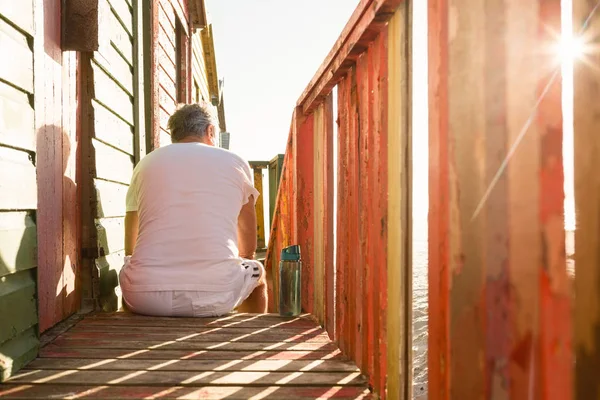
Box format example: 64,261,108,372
0,312,370,399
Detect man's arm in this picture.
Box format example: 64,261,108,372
238,195,257,259
125,211,139,256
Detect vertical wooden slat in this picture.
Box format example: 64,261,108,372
322,93,335,338
253,167,266,250
336,73,350,355
387,5,412,399
377,26,390,397
538,2,572,399
356,49,369,373
427,0,450,396
574,0,600,398
296,111,315,313
313,102,325,324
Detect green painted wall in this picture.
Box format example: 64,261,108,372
0,2,40,382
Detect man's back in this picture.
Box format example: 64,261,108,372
120,143,258,293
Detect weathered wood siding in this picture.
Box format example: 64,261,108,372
79,0,140,312
0,0,39,381
264,2,410,398
428,0,570,398
154,0,189,148
191,29,210,103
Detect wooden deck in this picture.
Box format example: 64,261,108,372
0,313,370,399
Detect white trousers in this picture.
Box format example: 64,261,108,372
120,259,265,317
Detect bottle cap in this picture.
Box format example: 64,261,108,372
281,245,301,261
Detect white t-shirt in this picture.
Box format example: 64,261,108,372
119,143,260,292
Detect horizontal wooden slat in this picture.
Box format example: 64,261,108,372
10,369,365,387
57,330,331,343
93,64,134,125
0,0,34,34
158,10,177,49
0,81,34,151
93,139,134,184
158,64,177,101
92,101,134,155
49,338,338,352
70,324,324,336
101,11,133,66
88,312,314,323
0,211,36,277
0,269,37,345
96,217,125,255
157,41,177,75
26,358,358,372
0,384,371,399
158,0,177,33
107,0,133,37
0,146,36,210
0,327,38,382
94,44,134,96
0,18,33,93
40,345,343,361
94,179,129,218
158,87,176,115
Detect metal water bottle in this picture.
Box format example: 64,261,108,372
279,245,302,317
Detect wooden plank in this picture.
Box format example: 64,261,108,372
356,49,369,374
56,331,333,343
0,327,38,382
322,97,335,338
93,139,134,184
26,358,358,373
0,270,37,345
0,81,35,152
96,217,126,255
70,324,323,336
504,1,541,397
336,73,350,355
312,102,325,325
347,65,359,367
88,311,314,321
60,52,79,321
427,0,450,397
386,6,411,400
48,339,337,352
94,180,129,218
574,0,600,397
297,0,403,113
107,0,133,37
78,318,317,330
0,146,36,210
254,167,266,249
537,1,571,397
0,212,36,277
0,384,371,399
10,369,366,387
0,0,34,34
93,64,134,125
296,112,315,314
94,44,134,96
39,345,344,361
158,6,177,49
107,12,134,67
92,101,134,156
157,41,177,76
0,18,33,93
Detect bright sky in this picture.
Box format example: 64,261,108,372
206,0,359,162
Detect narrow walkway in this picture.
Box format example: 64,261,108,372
0,313,370,399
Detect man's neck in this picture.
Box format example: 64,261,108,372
176,136,213,145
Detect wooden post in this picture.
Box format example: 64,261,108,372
428,0,571,398
574,0,600,397
253,167,266,250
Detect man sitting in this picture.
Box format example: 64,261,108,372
119,102,267,317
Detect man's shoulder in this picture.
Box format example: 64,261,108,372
208,146,250,168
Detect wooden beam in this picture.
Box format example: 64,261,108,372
574,0,600,397
296,0,403,114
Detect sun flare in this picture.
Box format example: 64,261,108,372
557,33,586,62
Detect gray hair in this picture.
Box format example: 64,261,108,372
167,102,220,142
